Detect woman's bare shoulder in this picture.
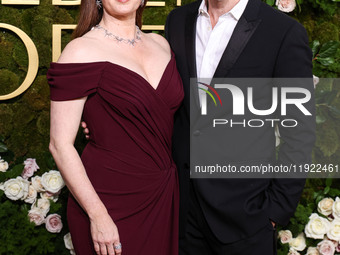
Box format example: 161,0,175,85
145,32,171,55
57,35,99,64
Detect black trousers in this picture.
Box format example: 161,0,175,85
179,182,277,255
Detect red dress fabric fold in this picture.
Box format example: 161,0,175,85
47,54,184,255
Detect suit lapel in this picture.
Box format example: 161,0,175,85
213,0,262,78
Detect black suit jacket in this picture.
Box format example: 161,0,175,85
165,0,316,243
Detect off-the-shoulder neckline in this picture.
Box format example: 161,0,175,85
49,51,175,91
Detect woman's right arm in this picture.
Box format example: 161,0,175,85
50,99,121,255
49,39,122,255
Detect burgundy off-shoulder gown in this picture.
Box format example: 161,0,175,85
47,52,183,255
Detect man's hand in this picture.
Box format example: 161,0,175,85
81,121,90,140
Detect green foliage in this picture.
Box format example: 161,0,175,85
0,69,19,95
0,164,24,183
313,79,340,165
277,179,340,253
313,41,340,75
0,199,68,255
0,146,70,255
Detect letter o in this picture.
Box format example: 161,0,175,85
0,23,39,100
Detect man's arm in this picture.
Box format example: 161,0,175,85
269,22,316,226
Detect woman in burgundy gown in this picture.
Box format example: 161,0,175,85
47,0,183,254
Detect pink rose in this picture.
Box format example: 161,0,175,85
317,239,335,255
45,214,63,233
275,0,296,13
28,208,45,226
22,158,39,179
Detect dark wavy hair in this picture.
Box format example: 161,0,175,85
72,0,147,39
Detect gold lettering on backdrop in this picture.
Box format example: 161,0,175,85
1,0,39,5
52,24,76,62
52,0,80,5
146,2,165,6
141,25,164,30
0,23,39,101
0,2,179,99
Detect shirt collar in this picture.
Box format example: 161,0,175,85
198,0,249,21
198,0,209,16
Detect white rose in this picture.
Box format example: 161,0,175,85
70,249,76,255
28,207,45,226
0,157,9,172
288,248,301,255
278,230,293,244
289,233,306,251
332,197,340,219
318,198,334,216
275,0,296,12
306,247,320,255
41,170,65,194
24,185,38,204
64,233,74,250
3,177,29,200
40,191,59,202
31,176,45,192
305,213,331,239
327,219,340,241
31,198,50,216
0,182,4,190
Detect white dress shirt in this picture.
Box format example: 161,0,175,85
196,0,249,104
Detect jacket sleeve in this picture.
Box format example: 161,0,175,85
269,22,316,226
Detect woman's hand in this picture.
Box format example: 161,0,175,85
90,212,122,255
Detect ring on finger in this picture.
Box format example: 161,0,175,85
114,243,122,250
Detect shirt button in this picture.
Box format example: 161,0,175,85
193,130,201,136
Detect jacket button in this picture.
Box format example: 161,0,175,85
193,130,201,136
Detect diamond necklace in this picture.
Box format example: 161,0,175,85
92,24,141,46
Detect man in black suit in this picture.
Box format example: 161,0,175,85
165,0,315,254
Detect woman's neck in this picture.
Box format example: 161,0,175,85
100,12,137,39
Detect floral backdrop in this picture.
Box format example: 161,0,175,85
0,0,339,254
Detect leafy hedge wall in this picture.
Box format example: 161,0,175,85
0,0,339,254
